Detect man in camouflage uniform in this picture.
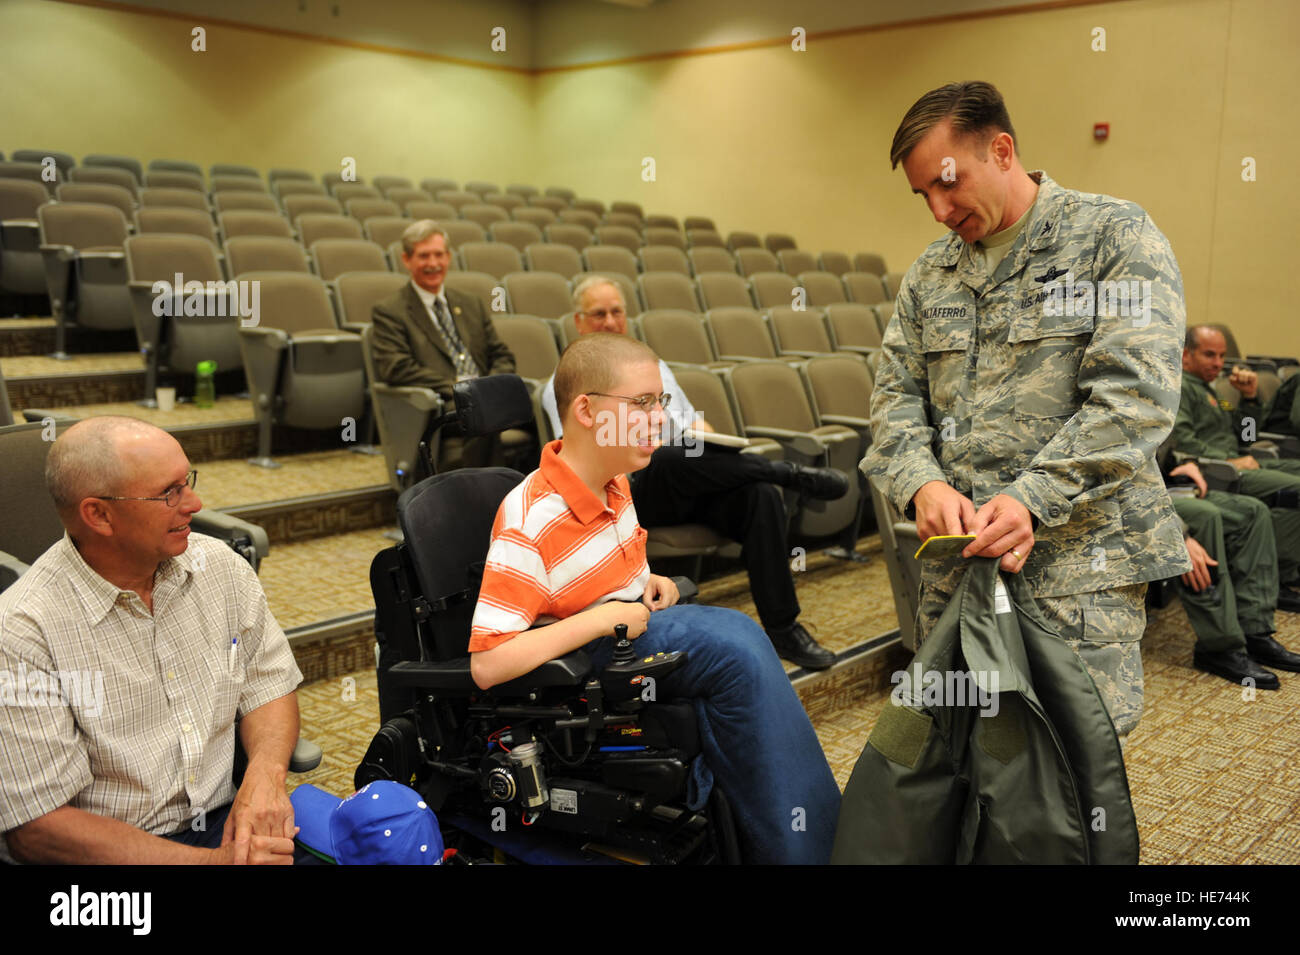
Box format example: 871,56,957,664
1174,324,1300,587
864,81,1189,737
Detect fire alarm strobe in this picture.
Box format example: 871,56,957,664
1093,123,1110,140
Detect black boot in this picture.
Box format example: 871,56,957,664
1245,634,1300,672
774,462,850,501
767,623,835,670
1193,648,1280,690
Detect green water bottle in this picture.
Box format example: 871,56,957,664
195,360,217,409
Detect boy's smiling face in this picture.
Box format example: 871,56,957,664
587,359,665,473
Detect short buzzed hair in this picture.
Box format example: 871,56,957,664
571,275,624,313
45,416,159,513
401,219,448,255
890,81,1018,169
554,333,658,427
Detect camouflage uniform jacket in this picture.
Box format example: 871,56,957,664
1173,370,1263,459
865,171,1190,598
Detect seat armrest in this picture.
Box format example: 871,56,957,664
0,550,31,593
742,426,827,460
192,511,270,565
1258,432,1300,458
372,382,441,412
820,414,872,440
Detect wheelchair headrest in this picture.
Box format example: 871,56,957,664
451,374,534,440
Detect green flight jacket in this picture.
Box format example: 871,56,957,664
1173,370,1264,459
831,558,1139,864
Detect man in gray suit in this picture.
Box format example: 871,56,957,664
371,220,516,468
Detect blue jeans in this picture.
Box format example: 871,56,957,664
585,603,840,864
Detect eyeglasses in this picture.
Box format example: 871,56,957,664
586,392,672,413
581,306,626,320
98,470,198,508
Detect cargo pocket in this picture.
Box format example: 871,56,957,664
1076,586,1147,736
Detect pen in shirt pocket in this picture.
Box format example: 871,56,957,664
229,635,238,673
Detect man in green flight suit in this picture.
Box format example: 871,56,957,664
1165,458,1300,686
1173,324,1300,591
865,81,1190,738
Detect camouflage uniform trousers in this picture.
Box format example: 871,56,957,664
917,561,1147,737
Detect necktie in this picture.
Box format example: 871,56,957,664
432,297,480,380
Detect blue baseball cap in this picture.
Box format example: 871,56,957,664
291,781,443,865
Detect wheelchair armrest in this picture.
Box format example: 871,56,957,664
386,651,593,695
0,550,31,593
672,575,698,604
1258,432,1300,458
290,737,323,773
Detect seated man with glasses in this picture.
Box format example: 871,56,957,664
539,277,850,670
473,333,841,863
0,416,303,864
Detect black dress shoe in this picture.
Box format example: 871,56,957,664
1193,649,1280,690
782,463,850,501
1276,586,1300,613
1245,634,1300,672
767,623,836,670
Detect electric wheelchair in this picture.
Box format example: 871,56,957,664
355,375,740,864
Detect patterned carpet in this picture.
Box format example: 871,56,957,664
288,543,1300,864
1,351,143,378
10,394,254,427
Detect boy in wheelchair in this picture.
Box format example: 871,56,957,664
468,333,840,864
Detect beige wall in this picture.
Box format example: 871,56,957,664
533,0,1300,357
3,0,1296,356
0,0,536,188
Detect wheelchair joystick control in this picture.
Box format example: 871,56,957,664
612,623,636,665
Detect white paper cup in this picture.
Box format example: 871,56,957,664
155,387,176,412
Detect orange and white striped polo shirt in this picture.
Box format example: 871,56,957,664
469,440,650,652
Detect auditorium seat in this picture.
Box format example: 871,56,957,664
506,184,539,199
882,271,907,298
38,202,134,357
726,231,761,251
558,208,600,231
372,175,413,195
799,271,848,307
638,245,690,276
513,206,558,229
269,168,315,184
853,251,887,275
531,195,569,215
68,166,139,198
583,244,638,280
334,183,381,204
213,192,280,214
386,187,434,209
308,238,389,280
683,216,716,233
524,242,582,279
687,246,737,277
224,235,309,277
0,160,60,195
297,213,363,247
602,212,641,232
274,179,328,200
442,270,503,317
545,186,577,203
778,248,816,276
573,198,606,217
237,271,366,468
749,270,798,309
333,271,408,331
149,159,204,178
137,207,218,244
735,247,778,277
57,183,137,220
842,270,888,304
823,303,882,358
765,233,797,253
82,154,144,185
436,189,480,213
344,198,400,224
420,177,457,196
463,180,498,199
459,241,523,280
610,200,643,219
818,251,853,277
546,223,593,252
405,200,457,222
637,271,700,312
707,307,782,362
460,204,510,230
282,195,343,223
0,180,54,295
210,175,267,195
686,228,725,249
210,163,261,180
695,271,754,310
669,364,783,462
144,170,204,193
12,149,75,178
483,192,525,213
644,227,686,251
323,171,367,193
635,310,726,368
489,221,544,253
502,271,571,320
595,225,641,253
491,314,562,390
767,306,835,358
364,216,412,251
218,211,293,241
